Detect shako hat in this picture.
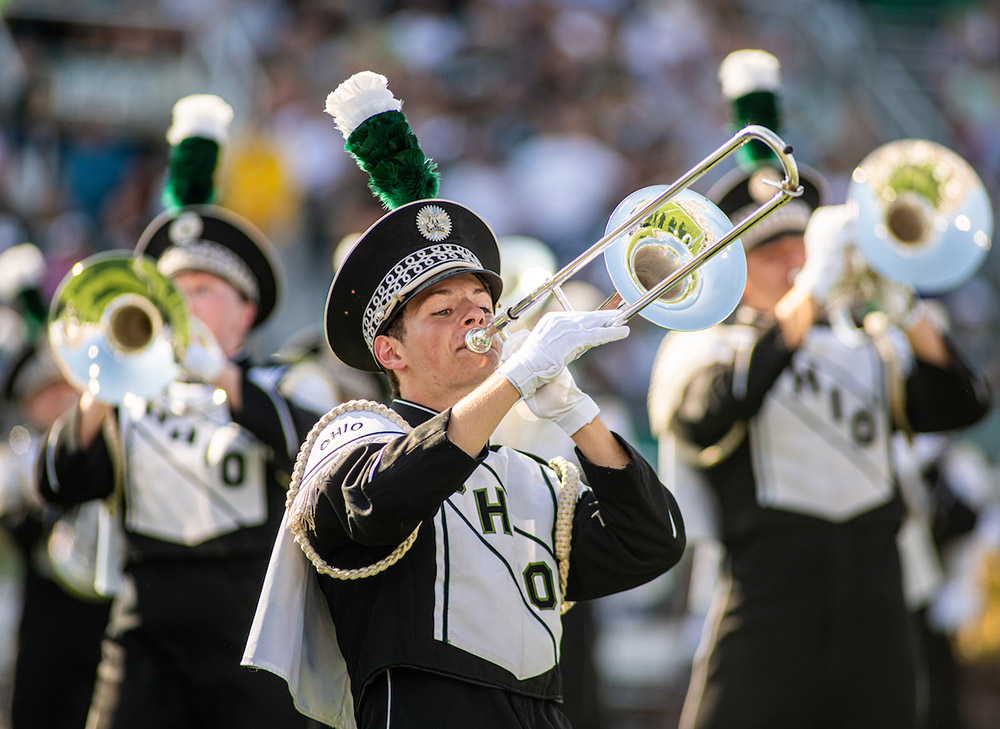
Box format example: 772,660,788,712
136,204,280,328
135,93,281,328
326,198,502,372
321,71,502,372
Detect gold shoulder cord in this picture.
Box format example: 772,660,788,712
548,456,580,615
288,400,580,614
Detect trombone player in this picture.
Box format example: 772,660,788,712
243,72,687,729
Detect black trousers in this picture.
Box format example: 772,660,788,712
359,668,573,729
107,559,310,729
683,529,917,729
11,571,112,729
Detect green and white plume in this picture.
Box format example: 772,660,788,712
0,242,48,344
719,49,782,170
161,93,234,210
325,71,439,210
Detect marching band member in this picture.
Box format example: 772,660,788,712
0,289,110,729
35,95,317,728
650,49,991,729
243,72,687,729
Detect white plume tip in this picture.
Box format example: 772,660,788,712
324,71,403,140
166,94,234,146
0,243,45,302
719,49,781,99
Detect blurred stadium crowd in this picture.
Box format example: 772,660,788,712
0,0,999,727
2,0,999,448
1,0,999,435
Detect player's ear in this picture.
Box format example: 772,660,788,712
373,334,405,372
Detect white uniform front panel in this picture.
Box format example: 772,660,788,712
751,327,897,522
434,447,564,680
123,382,267,544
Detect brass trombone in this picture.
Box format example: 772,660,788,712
465,124,802,353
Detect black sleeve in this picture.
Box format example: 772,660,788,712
36,404,116,507
905,338,991,432
565,434,686,601
309,408,485,550
235,366,321,472
674,322,793,447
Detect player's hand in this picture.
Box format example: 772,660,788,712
523,366,600,436
497,310,628,398
181,316,229,384
502,329,600,435
796,204,856,306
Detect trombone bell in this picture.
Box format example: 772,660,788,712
604,187,747,331
848,139,993,293
464,124,801,353
49,252,190,405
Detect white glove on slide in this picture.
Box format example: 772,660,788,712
502,330,601,435
497,310,629,398
795,204,856,306
181,316,229,383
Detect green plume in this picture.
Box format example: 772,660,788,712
731,90,780,169
345,110,439,209
719,50,783,171
162,136,220,210
160,94,233,211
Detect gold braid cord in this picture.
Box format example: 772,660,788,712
286,399,420,580
548,456,580,615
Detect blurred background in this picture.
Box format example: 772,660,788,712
0,0,998,727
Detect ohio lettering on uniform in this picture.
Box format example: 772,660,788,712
124,381,269,544
750,326,898,521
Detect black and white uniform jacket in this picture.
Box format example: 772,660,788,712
649,308,991,546
38,357,317,564
303,398,685,707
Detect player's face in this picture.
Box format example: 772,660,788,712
172,271,257,356
741,234,806,312
379,273,499,407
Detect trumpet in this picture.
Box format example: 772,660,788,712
48,251,190,405
465,124,802,353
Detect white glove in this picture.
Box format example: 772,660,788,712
503,330,600,435
181,316,229,383
795,204,856,305
497,310,629,398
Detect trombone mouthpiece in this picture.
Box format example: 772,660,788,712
465,327,494,354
